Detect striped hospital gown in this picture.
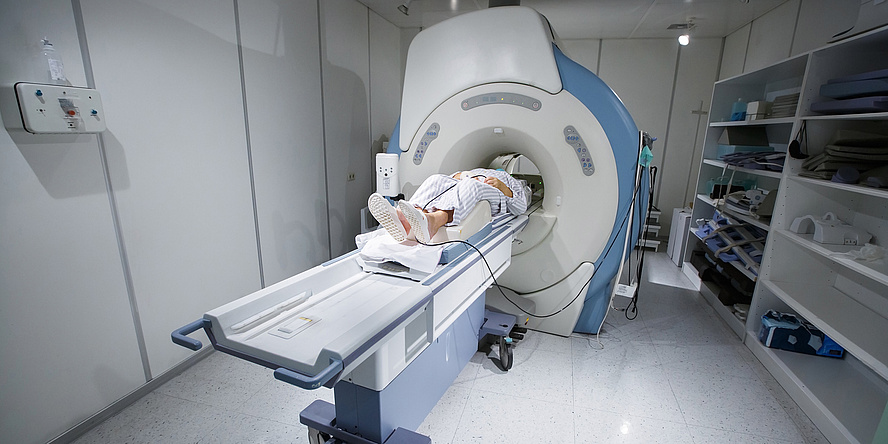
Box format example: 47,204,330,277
407,168,527,225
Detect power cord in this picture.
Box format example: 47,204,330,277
418,174,487,212
414,163,648,320
617,165,657,320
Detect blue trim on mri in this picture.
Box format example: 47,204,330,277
387,50,649,333
552,44,647,334
388,119,403,154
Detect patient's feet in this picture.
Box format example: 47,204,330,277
368,193,408,242
398,200,432,244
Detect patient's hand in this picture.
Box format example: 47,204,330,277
484,177,513,198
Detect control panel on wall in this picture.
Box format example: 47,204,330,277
12,82,106,134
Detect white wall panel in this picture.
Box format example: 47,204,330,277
560,39,600,74
239,0,329,286
720,24,749,80
792,0,859,55
598,39,677,182
659,38,723,233
80,0,261,376
0,2,144,443
745,0,799,73
321,0,372,257
370,11,402,145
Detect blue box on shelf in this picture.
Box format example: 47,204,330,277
758,310,844,358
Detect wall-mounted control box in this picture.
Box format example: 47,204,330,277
376,153,400,197
12,82,106,134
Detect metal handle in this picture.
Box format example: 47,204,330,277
273,359,343,390
171,319,206,351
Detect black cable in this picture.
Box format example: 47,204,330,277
420,174,487,212
620,165,657,320
415,163,648,320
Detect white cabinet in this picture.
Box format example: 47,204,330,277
685,25,888,444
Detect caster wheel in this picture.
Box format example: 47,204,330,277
499,337,513,371
308,428,331,444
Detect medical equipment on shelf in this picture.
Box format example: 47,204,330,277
695,211,765,277
172,6,647,443
790,212,873,246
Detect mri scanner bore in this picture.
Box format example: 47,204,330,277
173,6,652,444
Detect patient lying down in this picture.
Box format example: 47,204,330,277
368,168,527,244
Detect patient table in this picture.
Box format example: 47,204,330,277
174,214,527,443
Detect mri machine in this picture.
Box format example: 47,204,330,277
172,6,651,444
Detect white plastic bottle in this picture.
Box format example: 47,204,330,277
40,37,67,85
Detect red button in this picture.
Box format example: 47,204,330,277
67,110,76,116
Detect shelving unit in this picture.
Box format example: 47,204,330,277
681,52,799,340
683,25,888,444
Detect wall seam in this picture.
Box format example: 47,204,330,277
317,0,333,259
233,0,265,288
789,0,802,56
71,0,152,381
684,37,724,205
367,7,374,160
654,45,683,207
742,24,751,74
596,39,603,74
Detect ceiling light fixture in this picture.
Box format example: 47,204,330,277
668,19,696,46
398,1,413,16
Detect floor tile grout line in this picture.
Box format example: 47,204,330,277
446,385,476,444
647,323,694,432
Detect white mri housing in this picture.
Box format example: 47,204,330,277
392,6,648,336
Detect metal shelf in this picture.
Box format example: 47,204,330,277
709,117,796,127
776,229,888,289
746,331,888,444
761,278,888,382
702,158,784,179
801,111,888,121
790,175,888,201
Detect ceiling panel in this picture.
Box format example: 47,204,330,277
358,0,790,40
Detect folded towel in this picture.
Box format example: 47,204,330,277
357,229,444,274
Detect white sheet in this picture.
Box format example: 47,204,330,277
357,229,445,274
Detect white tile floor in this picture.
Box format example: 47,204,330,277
74,253,827,444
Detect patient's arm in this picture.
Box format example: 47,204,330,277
483,177,513,198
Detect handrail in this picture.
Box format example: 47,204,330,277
171,319,206,351
273,359,343,390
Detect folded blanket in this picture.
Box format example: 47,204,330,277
357,229,444,274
